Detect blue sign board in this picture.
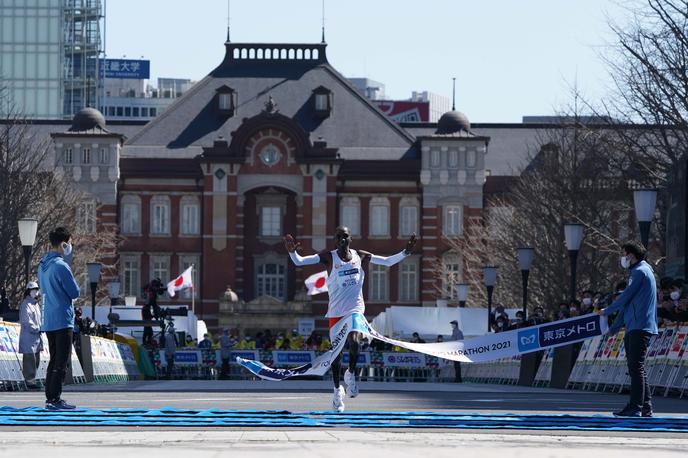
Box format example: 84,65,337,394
538,315,601,347
101,59,150,79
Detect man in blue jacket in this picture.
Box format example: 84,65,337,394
37,227,80,410
599,242,658,417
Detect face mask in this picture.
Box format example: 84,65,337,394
620,256,630,269
29,290,38,299
497,322,504,327
582,298,592,306
61,241,73,257
671,291,681,301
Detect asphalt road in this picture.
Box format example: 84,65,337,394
0,381,686,458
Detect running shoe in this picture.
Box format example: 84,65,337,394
46,399,76,410
613,406,641,417
332,385,345,413
344,369,359,398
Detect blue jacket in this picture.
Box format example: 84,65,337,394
605,260,658,335
37,251,80,332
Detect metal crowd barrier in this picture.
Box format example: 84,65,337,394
0,321,86,390
151,349,459,382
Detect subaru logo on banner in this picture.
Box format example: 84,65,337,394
538,315,600,347
517,329,540,352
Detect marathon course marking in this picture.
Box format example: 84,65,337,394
0,407,686,432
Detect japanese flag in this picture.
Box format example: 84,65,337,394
304,271,328,296
167,266,193,297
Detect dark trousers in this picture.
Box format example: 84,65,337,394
453,361,462,382
45,328,73,402
624,330,652,411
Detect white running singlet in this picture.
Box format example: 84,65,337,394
325,249,365,318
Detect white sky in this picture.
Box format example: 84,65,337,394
104,0,628,122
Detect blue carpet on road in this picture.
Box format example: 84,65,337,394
0,406,687,432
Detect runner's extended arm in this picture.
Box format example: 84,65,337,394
370,251,409,267
289,252,321,266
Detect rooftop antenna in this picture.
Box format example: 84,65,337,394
226,0,231,43
321,0,326,43
452,77,456,111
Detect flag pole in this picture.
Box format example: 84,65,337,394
191,264,195,315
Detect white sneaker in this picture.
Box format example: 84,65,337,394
332,385,345,412
344,369,359,398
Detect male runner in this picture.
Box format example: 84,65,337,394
284,226,416,412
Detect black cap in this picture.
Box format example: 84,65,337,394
450,320,458,324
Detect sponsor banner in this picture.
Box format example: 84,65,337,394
372,100,430,122
383,352,425,368
158,350,201,366
229,350,259,362
272,351,316,366
237,312,609,381
342,352,370,366
100,58,150,79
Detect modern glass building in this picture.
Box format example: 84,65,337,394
0,0,102,119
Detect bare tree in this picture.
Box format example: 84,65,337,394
0,88,118,308
440,116,644,318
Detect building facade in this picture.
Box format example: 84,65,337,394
105,41,491,332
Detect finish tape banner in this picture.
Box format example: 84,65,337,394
237,312,608,381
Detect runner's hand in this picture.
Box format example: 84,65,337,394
284,234,301,253
405,233,417,255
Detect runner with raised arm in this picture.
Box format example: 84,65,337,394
285,226,416,412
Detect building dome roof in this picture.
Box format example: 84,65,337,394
436,110,470,134
69,107,108,133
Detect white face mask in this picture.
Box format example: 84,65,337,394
671,291,681,301
582,298,592,306
620,256,630,269
29,290,38,299
61,241,73,257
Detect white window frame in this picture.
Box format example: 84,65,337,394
121,254,141,298
399,257,419,302
340,197,361,236
399,198,419,237
467,149,477,168
315,93,328,111
150,254,171,287
64,147,73,164
369,264,389,302
150,195,171,235
449,150,459,168
120,195,141,235
82,147,91,164
180,196,201,235
256,262,287,301
443,204,463,236
99,147,109,164
179,255,200,299
369,197,390,237
259,206,282,237
430,149,441,167
219,93,232,110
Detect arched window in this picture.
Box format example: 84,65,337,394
180,196,200,235
150,195,170,235
369,197,390,237
340,197,360,236
399,257,419,302
120,194,141,235
399,197,419,236
443,204,463,236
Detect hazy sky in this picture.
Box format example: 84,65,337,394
105,0,627,123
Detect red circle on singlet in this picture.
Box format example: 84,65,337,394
315,277,326,288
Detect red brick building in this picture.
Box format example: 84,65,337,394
107,41,495,332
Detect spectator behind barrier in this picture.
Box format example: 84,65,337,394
198,333,212,349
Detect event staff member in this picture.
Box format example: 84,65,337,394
19,281,43,389
598,242,658,417
450,320,463,383
285,227,416,412
38,227,80,410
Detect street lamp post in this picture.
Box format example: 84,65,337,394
17,218,38,286
564,224,584,301
633,189,657,249
87,262,102,325
517,247,535,320
483,266,498,332
457,283,469,308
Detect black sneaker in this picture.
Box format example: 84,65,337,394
641,405,653,417
47,399,76,410
613,406,641,417
45,401,58,411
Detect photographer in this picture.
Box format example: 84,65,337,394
142,278,165,346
